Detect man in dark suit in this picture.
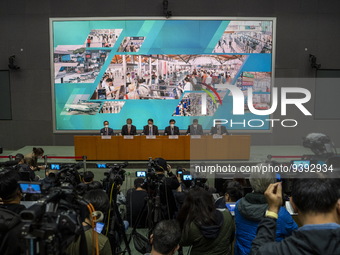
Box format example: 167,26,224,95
164,119,180,135
143,118,159,135
186,119,203,135
121,118,137,135
210,122,229,135
100,120,114,135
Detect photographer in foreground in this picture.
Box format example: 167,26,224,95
177,187,235,255
66,189,112,255
0,168,25,255
251,177,340,255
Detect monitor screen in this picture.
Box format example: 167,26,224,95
51,18,275,133
50,164,61,170
19,183,42,194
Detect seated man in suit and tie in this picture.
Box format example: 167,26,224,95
164,119,180,136
186,119,203,135
210,121,229,135
143,118,159,135
100,120,114,136
121,118,137,135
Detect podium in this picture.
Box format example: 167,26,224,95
74,135,251,160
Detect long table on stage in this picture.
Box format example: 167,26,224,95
74,135,251,161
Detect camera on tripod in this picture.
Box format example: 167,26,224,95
19,181,88,254
102,162,128,191
42,163,83,193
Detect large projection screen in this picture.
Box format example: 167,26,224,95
50,17,276,133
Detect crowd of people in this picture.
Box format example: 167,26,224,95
0,151,339,255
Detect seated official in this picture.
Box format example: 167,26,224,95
143,118,159,135
121,118,137,135
177,187,235,255
66,189,112,255
234,171,297,255
251,177,340,255
100,120,114,136
145,220,181,255
164,119,180,136
126,178,148,228
210,122,229,135
186,119,203,135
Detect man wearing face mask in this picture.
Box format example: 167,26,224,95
210,121,229,135
164,119,180,136
142,118,159,135
186,119,203,135
121,118,137,135
100,120,114,136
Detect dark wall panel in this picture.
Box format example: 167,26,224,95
0,70,12,120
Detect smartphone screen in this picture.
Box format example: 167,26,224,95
95,222,105,234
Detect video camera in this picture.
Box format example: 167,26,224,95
303,133,337,158
19,182,88,255
42,163,83,193
102,162,128,191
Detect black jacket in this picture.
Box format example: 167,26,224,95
251,217,340,255
164,126,180,135
142,125,159,135
121,124,137,135
186,124,203,135
0,208,24,255
100,127,114,135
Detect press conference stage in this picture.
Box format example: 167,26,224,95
74,135,251,161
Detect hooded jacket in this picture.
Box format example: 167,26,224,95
180,209,235,255
234,193,298,255
251,217,340,255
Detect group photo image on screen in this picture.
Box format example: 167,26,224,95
50,18,275,132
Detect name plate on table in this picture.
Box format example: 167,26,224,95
123,135,134,139
213,134,223,139
101,135,111,139
146,135,156,139
191,135,202,139
168,135,179,139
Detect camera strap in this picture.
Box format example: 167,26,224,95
79,225,91,255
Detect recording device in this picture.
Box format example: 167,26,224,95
102,162,128,190
136,171,146,177
42,163,83,194
97,163,107,168
303,133,337,157
101,161,131,255
19,182,42,194
50,163,61,170
291,160,310,171
182,174,192,181
226,203,236,216
19,182,89,255
95,222,105,234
